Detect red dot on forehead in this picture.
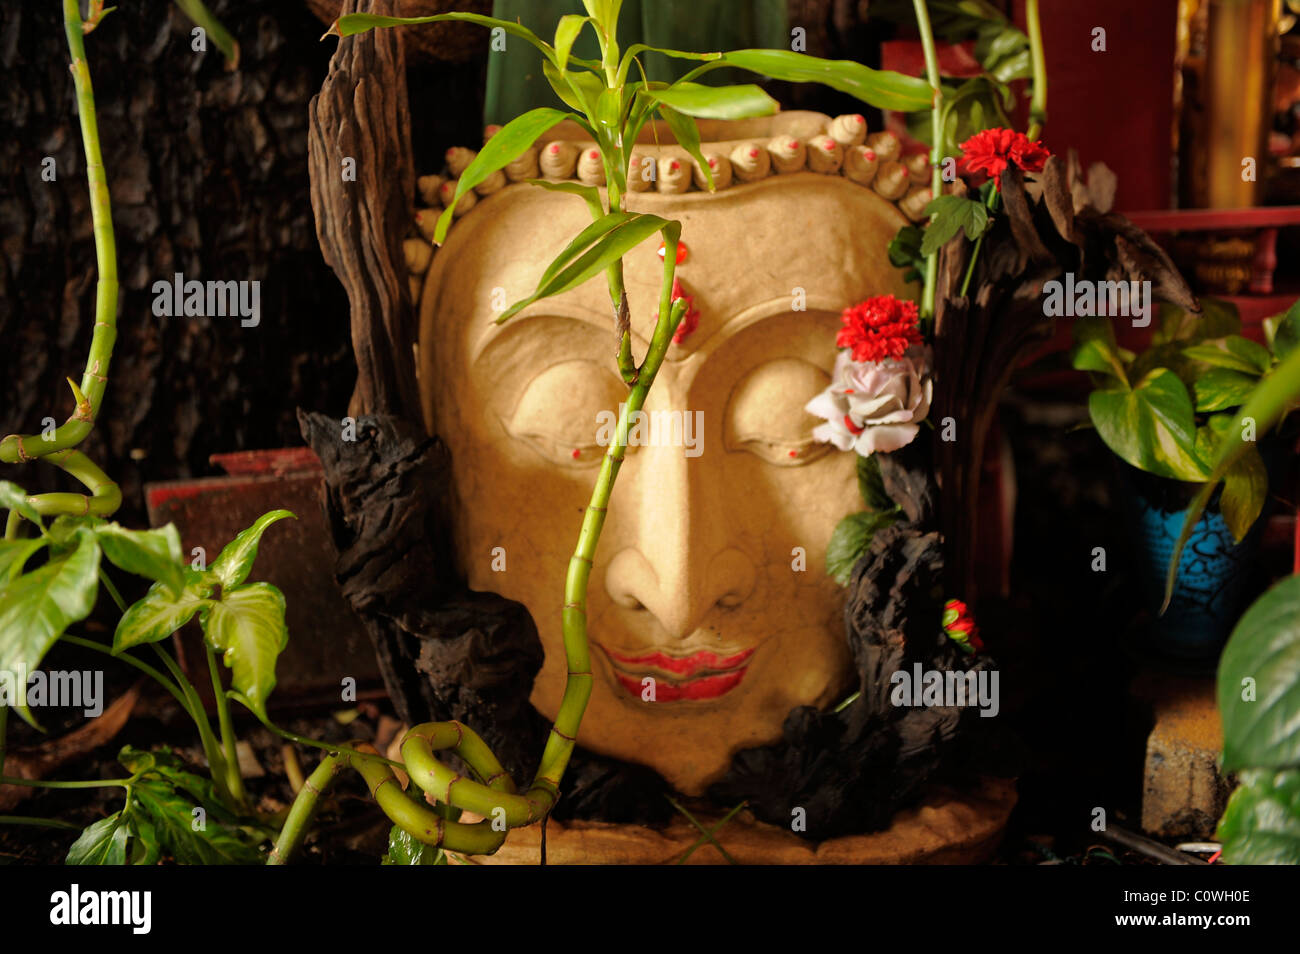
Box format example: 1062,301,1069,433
864,149,877,161
708,158,718,167
589,150,600,159
823,138,835,148
550,144,561,154
668,160,679,171
853,114,864,124
749,147,760,158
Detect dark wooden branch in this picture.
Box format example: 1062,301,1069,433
308,0,420,420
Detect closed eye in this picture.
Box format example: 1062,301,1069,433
725,358,832,466
503,359,624,467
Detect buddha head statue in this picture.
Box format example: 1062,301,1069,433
415,111,925,796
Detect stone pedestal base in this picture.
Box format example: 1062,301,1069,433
465,776,1016,865
1134,671,1232,839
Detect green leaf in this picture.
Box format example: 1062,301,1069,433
1183,335,1272,375
210,509,295,590
331,13,602,70
113,568,213,653
974,21,1031,82
1088,369,1208,481
646,82,778,121
0,533,101,727
710,49,932,113
173,0,239,69
1195,367,1261,412
888,225,926,284
1217,769,1300,865
1163,346,1300,607
919,195,989,256
618,43,722,86
435,108,572,244
553,14,590,73
1071,318,1128,385
525,178,604,219
1269,297,1300,360
594,87,624,146
201,582,288,721
0,481,41,527
498,213,673,324
0,538,46,583
856,455,894,512
1220,442,1268,541
1152,298,1241,346
826,510,898,586
130,779,262,865
118,746,235,824
128,812,161,866
1218,575,1300,772
383,824,446,865
657,104,712,191
95,523,184,596
66,812,129,866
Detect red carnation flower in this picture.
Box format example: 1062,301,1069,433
836,295,922,363
958,128,1051,189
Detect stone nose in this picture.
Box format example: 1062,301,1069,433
603,403,756,641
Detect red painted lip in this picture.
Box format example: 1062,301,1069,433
598,646,754,701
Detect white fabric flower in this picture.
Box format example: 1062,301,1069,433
804,346,933,456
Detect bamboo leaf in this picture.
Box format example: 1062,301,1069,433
553,14,590,73
535,211,636,292
436,108,572,243
705,49,933,113
657,104,713,190
200,582,288,721
328,13,606,70
526,178,604,219
499,213,672,324
646,83,778,120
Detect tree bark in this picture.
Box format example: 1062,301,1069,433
308,0,420,420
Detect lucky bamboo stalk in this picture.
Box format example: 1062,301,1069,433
0,0,122,520
912,0,943,325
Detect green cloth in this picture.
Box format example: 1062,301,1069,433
484,0,788,125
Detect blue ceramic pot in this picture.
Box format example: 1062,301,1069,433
1122,468,1261,660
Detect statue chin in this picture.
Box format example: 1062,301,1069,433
417,112,919,796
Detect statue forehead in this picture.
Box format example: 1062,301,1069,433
421,175,915,368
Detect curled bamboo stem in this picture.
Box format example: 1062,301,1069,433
0,0,121,520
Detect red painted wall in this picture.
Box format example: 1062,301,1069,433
1014,0,1180,211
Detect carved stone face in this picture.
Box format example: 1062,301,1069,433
419,117,916,795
